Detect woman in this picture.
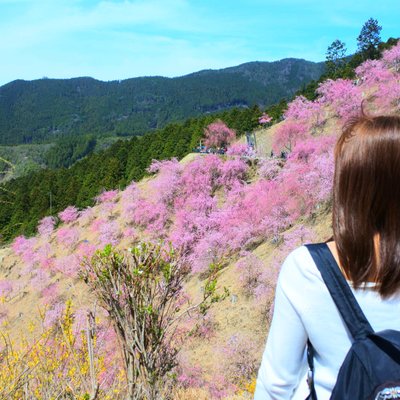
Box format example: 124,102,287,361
254,114,400,399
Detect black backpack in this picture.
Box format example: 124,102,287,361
305,243,400,400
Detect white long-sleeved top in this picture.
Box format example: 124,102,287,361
254,245,400,400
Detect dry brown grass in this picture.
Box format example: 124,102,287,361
0,134,335,397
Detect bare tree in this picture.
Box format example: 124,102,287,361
81,241,227,400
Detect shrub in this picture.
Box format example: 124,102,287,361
81,241,227,400
0,301,123,399
0,280,14,301
220,334,259,384
236,252,264,297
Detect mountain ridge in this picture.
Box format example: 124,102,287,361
0,58,324,145
2,58,323,85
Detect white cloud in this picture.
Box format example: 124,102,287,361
0,0,256,83
0,0,228,51
0,27,250,83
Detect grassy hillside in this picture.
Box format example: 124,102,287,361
0,132,334,398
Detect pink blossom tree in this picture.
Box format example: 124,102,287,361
272,120,309,153
316,79,362,124
76,241,98,262
90,217,107,234
218,158,248,189
204,120,236,148
179,154,222,196
374,78,400,111
98,220,121,247
35,243,54,271
188,229,228,273
356,60,400,112
277,137,335,217
37,216,57,237
226,143,256,157
96,190,119,216
56,227,80,248
284,95,324,132
41,283,59,305
130,199,169,239
12,235,36,257
30,270,51,292
355,59,393,86
147,158,183,208
258,113,272,125
282,225,316,251
78,207,95,226
382,41,400,71
58,206,79,224
258,158,283,180
120,182,141,223
54,254,81,278
12,236,38,271
96,189,119,204
170,193,217,253
122,227,138,241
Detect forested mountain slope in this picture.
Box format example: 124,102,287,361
0,58,324,144
0,106,261,241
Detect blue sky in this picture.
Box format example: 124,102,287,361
0,0,399,85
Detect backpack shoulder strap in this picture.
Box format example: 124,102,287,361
305,243,374,340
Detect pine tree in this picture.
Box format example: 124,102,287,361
357,18,382,60
326,39,347,77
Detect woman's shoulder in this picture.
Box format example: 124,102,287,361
285,244,312,261
282,244,317,270
278,244,323,288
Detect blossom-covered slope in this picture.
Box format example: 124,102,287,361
0,42,399,399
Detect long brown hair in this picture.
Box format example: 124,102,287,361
333,114,400,298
